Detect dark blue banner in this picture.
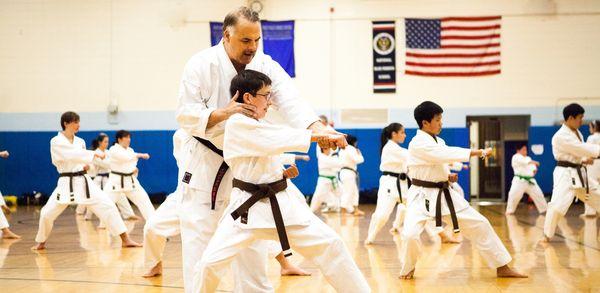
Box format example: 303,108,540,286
210,22,223,46
261,20,295,77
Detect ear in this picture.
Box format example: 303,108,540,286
242,92,253,104
223,29,230,42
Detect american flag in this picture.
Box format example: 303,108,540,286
405,16,501,77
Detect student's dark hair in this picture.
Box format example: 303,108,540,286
230,69,272,103
60,111,80,130
223,6,260,33
346,134,358,147
414,101,443,129
115,130,131,144
91,133,108,150
380,123,404,154
515,143,528,151
563,103,585,120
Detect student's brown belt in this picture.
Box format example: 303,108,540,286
58,170,90,201
193,136,229,210
557,160,589,193
96,173,109,189
382,171,411,203
111,171,135,189
230,178,292,257
411,179,460,233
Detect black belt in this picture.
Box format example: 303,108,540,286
96,173,109,189
382,171,411,203
230,178,292,257
557,160,589,193
58,170,90,201
111,171,135,189
340,167,360,187
411,179,460,233
194,136,229,210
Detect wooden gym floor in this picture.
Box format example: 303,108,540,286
0,202,598,292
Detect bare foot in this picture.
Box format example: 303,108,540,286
389,227,400,234
399,269,415,279
142,262,162,278
126,215,142,221
364,239,374,245
1,228,21,239
497,265,528,278
505,211,514,215
538,235,551,244
278,257,311,276
352,208,365,216
120,233,142,248
439,232,461,244
31,242,46,250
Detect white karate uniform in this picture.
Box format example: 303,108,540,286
544,125,600,238
399,130,511,275
193,114,370,293
366,140,409,242
310,147,343,213
506,153,548,214
143,129,189,271
175,41,319,292
104,144,155,221
35,132,127,243
78,148,136,221
0,189,8,230
584,133,600,216
338,145,364,213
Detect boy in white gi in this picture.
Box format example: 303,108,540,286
32,111,141,250
399,101,525,279
339,134,365,216
542,103,600,242
193,70,370,292
505,144,547,215
0,149,20,239
105,130,155,221
310,141,343,214
365,123,409,244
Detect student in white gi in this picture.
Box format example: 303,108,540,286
0,149,20,239
399,101,526,279
310,137,343,214
339,134,365,216
32,112,141,250
176,7,331,292
365,123,409,244
505,144,547,215
105,130,155,221
193,69,369,293
78,133,138,223
542,104,600,242
584,120,600,217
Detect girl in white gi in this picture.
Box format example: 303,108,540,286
310,143,343,214
399,101,526,279
505,144,548,215
77,133,138,223
339,134,365,216
194,70,370,293
0,150,20,239
542,104,600,243
584,120,600,217
365,123,409,245
105,130,155,221
32,111,141,250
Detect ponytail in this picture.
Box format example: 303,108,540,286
380,122,403,155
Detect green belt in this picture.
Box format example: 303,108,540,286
319,175,338,189
515,174,535,185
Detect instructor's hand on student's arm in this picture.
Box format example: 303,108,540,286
207,91,258,128
283,165,299,179
583,158,595,165
311,132,347,150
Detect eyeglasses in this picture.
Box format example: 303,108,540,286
255,92,272,101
